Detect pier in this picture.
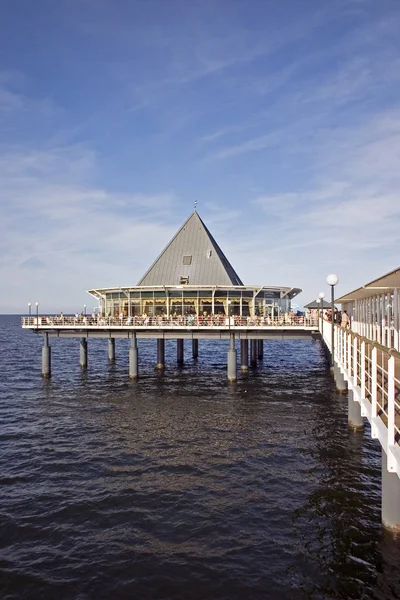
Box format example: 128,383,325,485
322,266,400,533
21,209,400,533
21,315,319,381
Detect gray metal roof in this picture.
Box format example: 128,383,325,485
303,299,331,309
336,266,400,303
137,211,243,286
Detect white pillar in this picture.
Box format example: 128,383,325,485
129,334,138,379
42,333,51,379
227,333,237,382
80,338,88,368
108,338,115,362
382,449,400,533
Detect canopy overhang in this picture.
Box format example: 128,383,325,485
88,284,302,300
337,267,400,303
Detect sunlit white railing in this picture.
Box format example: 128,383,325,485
21,315,319,329
320,317,400,478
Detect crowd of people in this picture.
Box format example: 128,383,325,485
29,310,317,327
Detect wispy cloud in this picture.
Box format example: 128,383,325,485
0,144,179,311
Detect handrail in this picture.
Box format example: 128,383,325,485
331,325,400,361
320,318,400,475
21,315,319,329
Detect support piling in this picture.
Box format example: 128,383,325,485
108,338,115,362
177,339,184,364
382,449,400,533
42,333,51,379
80,338,88,368
227,332,237,382
157,338,165,369
129,333,138,379
250,340,257,367
347,388,363,430
240,339,248,371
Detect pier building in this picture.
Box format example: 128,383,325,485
87,210,300,320
22,209,314,382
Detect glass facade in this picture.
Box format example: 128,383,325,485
100,287,294,318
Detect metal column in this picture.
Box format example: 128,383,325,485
157,338,165,369
347,388,363,429
129,333,138,379
382,449,400,532
250,339,257,366
257,339,263,360
192,339,198,359
108,338,115,362
240,339,248,371
42,333,51,379
80,338,88,368
177,339,184,364
227,333,237,382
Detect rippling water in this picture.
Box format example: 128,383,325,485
1,315,400,600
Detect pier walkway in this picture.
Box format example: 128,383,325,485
321,318,400,531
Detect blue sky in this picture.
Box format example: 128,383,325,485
1,0,400,313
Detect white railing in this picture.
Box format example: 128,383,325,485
22,315,319,329
351,319,400,351
320,318,400,478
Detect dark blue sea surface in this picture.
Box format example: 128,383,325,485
0,315,399,600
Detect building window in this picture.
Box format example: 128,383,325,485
180,276,189,285
207,249,212,258
182,255,192,265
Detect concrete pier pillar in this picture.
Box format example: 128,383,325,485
257,339,264,360
42,333,51,379
382,449,400,533
177,339,184,364
108,338,115,362
80,338,88,368
348,388,364,430
192,339,198,359
129,334,138,380
334,363,347,393
240,339,248,371
157,338,165,369
227,333,237,382
250,340,257,366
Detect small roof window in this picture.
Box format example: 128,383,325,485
182,255,192,265
180,276,189,285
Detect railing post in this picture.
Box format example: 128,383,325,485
353,336,358,386
347,331,352,377
360,340,366,399
387,355,395,450
371,346,377,419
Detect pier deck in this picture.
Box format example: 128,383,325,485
21,316,319,340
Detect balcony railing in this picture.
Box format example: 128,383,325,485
21,315,319,329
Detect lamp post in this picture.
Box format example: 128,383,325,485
319,291,325,340
28,303,31,321
84,304,86,317
326,274,339,367
316,297,321,328
35,302,39,329
227,299,232,330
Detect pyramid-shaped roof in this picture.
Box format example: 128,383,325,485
138,211,243,286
